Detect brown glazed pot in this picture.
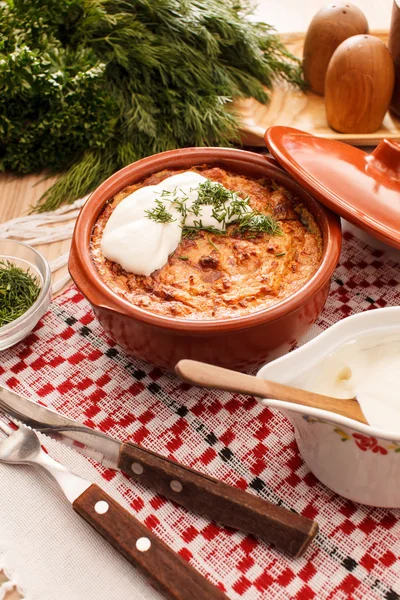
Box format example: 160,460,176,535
69,148,341,371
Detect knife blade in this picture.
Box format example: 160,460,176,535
0,384,121,466
0,384,318,557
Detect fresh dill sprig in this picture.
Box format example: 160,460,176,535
192,180,240,224
145,200,176,224
190,180,282,235
183,224,225,236
195,180,235,206
238,211,282,236
206,234,219,252
181,229,199,240
171,196,190,220
145,178,282,236
0,261,41,327
227,196,251,219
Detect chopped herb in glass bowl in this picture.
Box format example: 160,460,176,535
0,240,51,350
0,261,41,327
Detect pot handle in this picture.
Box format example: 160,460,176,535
365,139,400,180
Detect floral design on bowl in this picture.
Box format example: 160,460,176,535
258,307,400,507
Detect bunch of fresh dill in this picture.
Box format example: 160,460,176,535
0,0,304,211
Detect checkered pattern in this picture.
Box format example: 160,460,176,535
2,227,400,600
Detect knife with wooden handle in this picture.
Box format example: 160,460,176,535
118,442,318,557
74,484,227,600
0,383,319,557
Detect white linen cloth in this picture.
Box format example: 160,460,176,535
0,433,164,600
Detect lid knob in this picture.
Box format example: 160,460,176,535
366,139,400,180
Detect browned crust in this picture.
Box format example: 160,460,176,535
90,166,323,320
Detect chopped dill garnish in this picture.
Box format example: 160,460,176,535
181,229,199,240
206,235,219,252
228,196,250,219
145,200,176,224
0,261,41,327
192,180,247,225
172,197,190,220
237,211,282,236
145,179,282,236
159,188,189,220
195,180,235,207
183,225,225,237
275,252,286,257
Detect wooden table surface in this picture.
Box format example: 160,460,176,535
0,0,392,598
0,172,70,296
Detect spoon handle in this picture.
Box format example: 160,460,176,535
175,360,368,425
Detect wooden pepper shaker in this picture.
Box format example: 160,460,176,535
389,0,400,116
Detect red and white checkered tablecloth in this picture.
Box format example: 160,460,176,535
2,226,400,600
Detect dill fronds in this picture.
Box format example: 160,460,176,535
0,0,304,211
0,261,41,327
145,200,176,223
145,178,282,236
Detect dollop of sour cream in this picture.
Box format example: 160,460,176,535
306,335,400,431
101,171,244,276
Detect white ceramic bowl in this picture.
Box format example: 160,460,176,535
257,307,400,507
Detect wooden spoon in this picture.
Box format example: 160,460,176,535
175,360,368,425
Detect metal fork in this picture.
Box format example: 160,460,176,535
0,418,227,600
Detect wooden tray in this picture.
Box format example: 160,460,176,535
234,31,400,147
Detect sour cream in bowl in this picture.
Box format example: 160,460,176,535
257,306,400,507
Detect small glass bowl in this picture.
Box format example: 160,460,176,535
0,240,52,351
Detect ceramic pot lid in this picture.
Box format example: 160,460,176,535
265,126,400,249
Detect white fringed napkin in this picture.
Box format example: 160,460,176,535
0,197,88,294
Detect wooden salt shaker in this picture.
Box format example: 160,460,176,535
389,0,400,116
